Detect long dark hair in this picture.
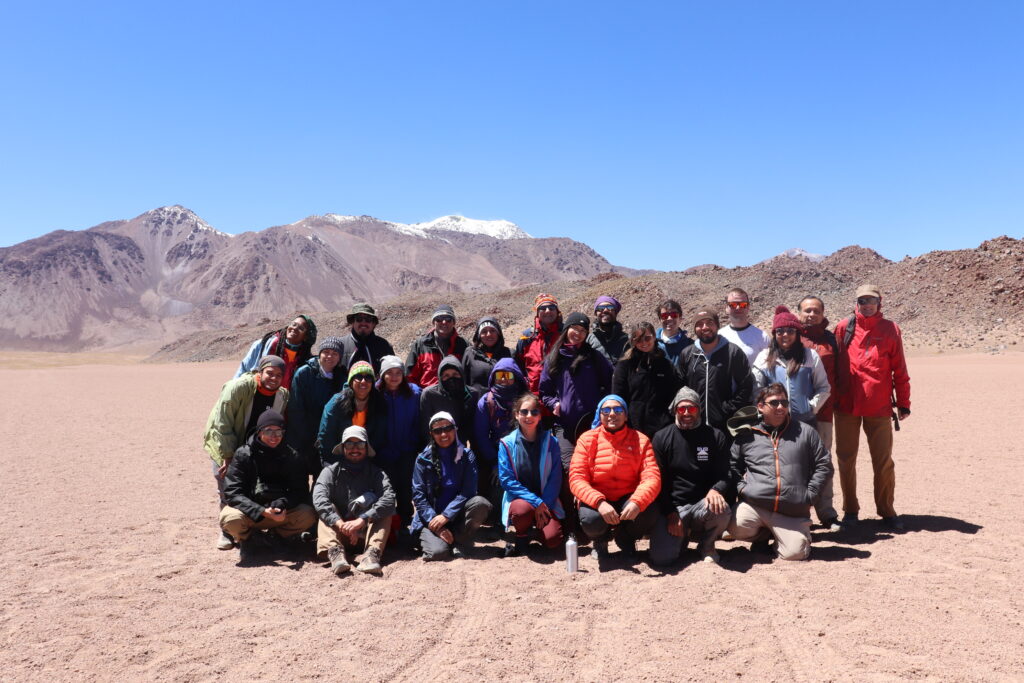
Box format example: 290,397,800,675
765,331,806,377
337,383,387,417
544,326,595,376
620,322,665,364
262,315,316,364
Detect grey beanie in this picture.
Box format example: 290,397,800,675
257,355,286,371
669,386,701,413
432,304,456,321
318,336,344,354
379,355,405,376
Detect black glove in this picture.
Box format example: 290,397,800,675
268,498,289,510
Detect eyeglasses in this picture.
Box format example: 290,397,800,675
352,314,376,323
857,296,879,305
494,370,515,383
343,441,367,449
775,327,798,336
537,305,558,312
599,406,625,415
727,301,750,310
430,424,456,436
260,427,284,437
518,408,541,417
659,311,680,320
764,398,790,408
676,404,699,416
595,305,616,312
434,316,454,324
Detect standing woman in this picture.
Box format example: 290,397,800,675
539,312,614,456
463,317,512,396
235,315,318,389
287,336,347,479
497,393,565,557
612,322,681,438
751,306,831,426
317,361,388,467
375,355,422,529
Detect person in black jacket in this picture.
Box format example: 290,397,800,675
338,303,395,375
676,305,753,431
462,316,512,396
587,295,629,367
419,355,477,445
612,322,681,438
649,387,732,565
317,362,388,467
219,410,317,555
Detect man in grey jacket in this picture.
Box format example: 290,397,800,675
727,383,833,561
313,426,396,576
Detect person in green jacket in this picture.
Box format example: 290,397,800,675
203,355,291,550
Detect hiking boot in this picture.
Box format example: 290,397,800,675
503,537,529,558
450,545,466,559
327,546,351,575
821,517,842,532
841,512,859,530
217,530,236,550
882,515,905,532
593,539,609,561
356,548,383,575
701,551,720,564
751,538,774,555
617,539,637,557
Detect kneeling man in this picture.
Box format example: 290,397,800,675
728,383,833,561
220,410,317,555
650,387,732,565
313,426,396,576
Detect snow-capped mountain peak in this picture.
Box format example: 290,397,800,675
776,247,826,262
407,215,530,240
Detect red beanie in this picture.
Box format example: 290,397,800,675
772,305,802,332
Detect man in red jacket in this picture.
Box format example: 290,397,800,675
833,285,911,532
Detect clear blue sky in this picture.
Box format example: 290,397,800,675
1,1,1020,269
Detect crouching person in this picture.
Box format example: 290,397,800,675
313,426,395,576
650,387,732,566
411,412,492,560
728,383,833,561
219,410,317,557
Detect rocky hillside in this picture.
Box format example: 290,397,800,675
0,206,638,350
149,236,1024,363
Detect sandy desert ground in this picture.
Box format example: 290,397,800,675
1,352,1022,682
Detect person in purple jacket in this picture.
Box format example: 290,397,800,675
473,358,528,516
539,312,614,468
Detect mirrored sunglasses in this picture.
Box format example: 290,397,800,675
599,406,625,415
675,404,699,415
727,301,750,310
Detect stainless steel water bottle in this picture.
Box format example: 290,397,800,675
565,534,578,573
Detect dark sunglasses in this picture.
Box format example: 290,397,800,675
518,408,541,417
599,406,625,415
764,398,790,408
434,316,454,324
857,296,879,305
775,327,798,336
537,305,558,312
352,314,376,323
431,424,456,436
595,305,617,312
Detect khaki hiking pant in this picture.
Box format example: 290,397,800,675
220,504,317,543
834,410,896,518
728,501,811,561
316,518,390,559
813,420,838,524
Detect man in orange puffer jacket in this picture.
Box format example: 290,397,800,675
570,394,661,560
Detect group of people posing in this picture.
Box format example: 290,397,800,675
202,284,912,576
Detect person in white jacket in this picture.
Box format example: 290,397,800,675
752,306,831,426
752,306,839,531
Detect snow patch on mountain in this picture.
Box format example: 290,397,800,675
321,213,530,240
774,247,827,262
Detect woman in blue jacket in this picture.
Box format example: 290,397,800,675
286,337,346,479
411,412,493,560
751,306,831,426
375,355,422,529
497,393,565,557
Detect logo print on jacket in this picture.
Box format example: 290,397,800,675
697,446,709,462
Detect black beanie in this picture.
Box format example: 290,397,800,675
564,312,590,332
256,409,286,431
